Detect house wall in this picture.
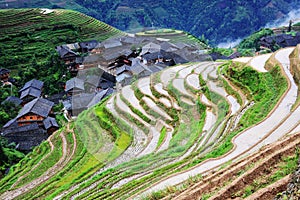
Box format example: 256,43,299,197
4,129,48,152
17,114,45,126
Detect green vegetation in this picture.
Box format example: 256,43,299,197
156,127,167,150
14,0,296,44
0,8,123,96
238,28,274,53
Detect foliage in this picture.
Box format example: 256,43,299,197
238,28,274,51
0,137,25,178
0,8,123,95
3,1,297,44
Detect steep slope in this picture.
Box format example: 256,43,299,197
2,0,300,44
1,46,299,199
0,8,123,71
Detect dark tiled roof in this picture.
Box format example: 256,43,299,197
20,87,42,100
0,68,10,75
102,38,122,49
71,93,95,109
116,73,132,82
79,40,99,50
85,75,101,87
3,118,17,129
2,96,22,106
98,80,115,89
87,89,108,108
56,45,78,58
131,63,145,75
76,57,85,64
43,117,59,130
17,98,54,119
116,65,131,75
65,78,85,92
2,123,40,136
19,79,44,93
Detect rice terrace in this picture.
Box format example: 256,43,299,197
1,5,300,200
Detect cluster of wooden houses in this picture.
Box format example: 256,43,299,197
56,35,210,86
260,32,300,51
1,79,59,152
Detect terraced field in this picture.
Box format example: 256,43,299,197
1,46,300,199
0,8,124,71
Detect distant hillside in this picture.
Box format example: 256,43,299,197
2,0,300,44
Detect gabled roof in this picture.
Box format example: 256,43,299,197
43,117,59,130
0,68,10,75
98,80,115,89
160,42,179,52
2,96,22,106
85,75,101,87
20,87,42,100
56,45,78,58
131,63,145,75
87,88,109,108
19,79,44,93
140,42,161,55
65,78,85,92
102,38,122,49
116,73,132,82
17,98,54,119
2,123,41,136
83,54,100,63
116,65,131,75
79,40,100,50
3,118,17,129
71,93,95,110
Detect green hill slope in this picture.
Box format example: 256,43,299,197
0,8,123,70
2,0,299,44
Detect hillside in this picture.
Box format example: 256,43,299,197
2,0,300,44
0,8,124,94
1,41,300,199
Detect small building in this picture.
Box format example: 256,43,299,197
1,123,48,152
2,96,22,106
0,68,10,82
19,79,44,94
65,77,85,96
16,98,54,127
20,87,42,104
79,40,100,53
116,65,132,76
56,45,79,64
43,117,59,134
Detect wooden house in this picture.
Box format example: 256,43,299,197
79,40,100,53
0,68,10,82
65,77,85,96
56,45,79,65
19,79,44,94
16,98,54,127
43,117,59,134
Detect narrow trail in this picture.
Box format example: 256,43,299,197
10,132,56,189
0,130,69,200
133,47,298,199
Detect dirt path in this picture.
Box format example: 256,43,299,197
10,132,56,189
133,48,297,199
1,130,69,200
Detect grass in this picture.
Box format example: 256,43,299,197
156,127,167,150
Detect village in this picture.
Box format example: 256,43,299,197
0,34,212,152
1,31,300,152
